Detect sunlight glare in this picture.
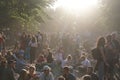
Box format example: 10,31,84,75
54,0,98,12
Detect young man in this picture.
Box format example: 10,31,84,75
40,65,54,80
62,66,76,80
86,67,98,80
7,60,16,80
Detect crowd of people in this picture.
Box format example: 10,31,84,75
0,31,120,80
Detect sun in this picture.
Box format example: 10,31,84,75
53,0,99,12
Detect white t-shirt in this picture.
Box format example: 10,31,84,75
61,59,73,68
29,41,38,47
55,52,63,62
81,58,91,68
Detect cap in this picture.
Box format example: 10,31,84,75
43,65,51,71
63,66,70,71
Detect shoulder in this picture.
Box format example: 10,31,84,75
68,73,76,79
91,73,98,78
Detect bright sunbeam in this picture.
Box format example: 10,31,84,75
53,0,99,12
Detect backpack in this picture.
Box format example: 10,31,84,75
91,48,101,60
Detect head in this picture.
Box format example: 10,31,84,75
63,66,70,75
39,55,44,59
28,34,32,38
43,65,51,75
80,56,86,61
18,53,24,59
29,66,36,75
96,37,106,47
111,32,117,39
57,76,65,80
66,55,72,61
38,31,42,35
106,35,112,43
82,75,91,80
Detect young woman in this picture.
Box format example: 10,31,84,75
95,37,109,80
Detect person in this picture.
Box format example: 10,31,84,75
29,35,38,63
46,51,54,63
95,37,108,80
62,55,73,68
5,51,15,62
78,56,91,76
36,31,43,51
13,53,28,74
20,32,27,50
36,55,46,64
40,65,54,80
27,65,39,80
62,66,76,80
111,32,120,64
7,60,17,80
86,67,98,80
55,48,64,67
18,69,28,80
105,35,115,80
24,34,31,60
35,54,47,71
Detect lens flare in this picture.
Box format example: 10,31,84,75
53,0,98,12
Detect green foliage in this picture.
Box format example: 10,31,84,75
0,0,55,31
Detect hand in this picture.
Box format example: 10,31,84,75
33,74,40,79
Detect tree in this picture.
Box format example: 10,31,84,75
0,0,55,31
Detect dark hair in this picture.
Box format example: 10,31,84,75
63,66,70,71
31,36,36,43
82,75,91,80
106,35,112,42
96,37,106,47
57,76,65,80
